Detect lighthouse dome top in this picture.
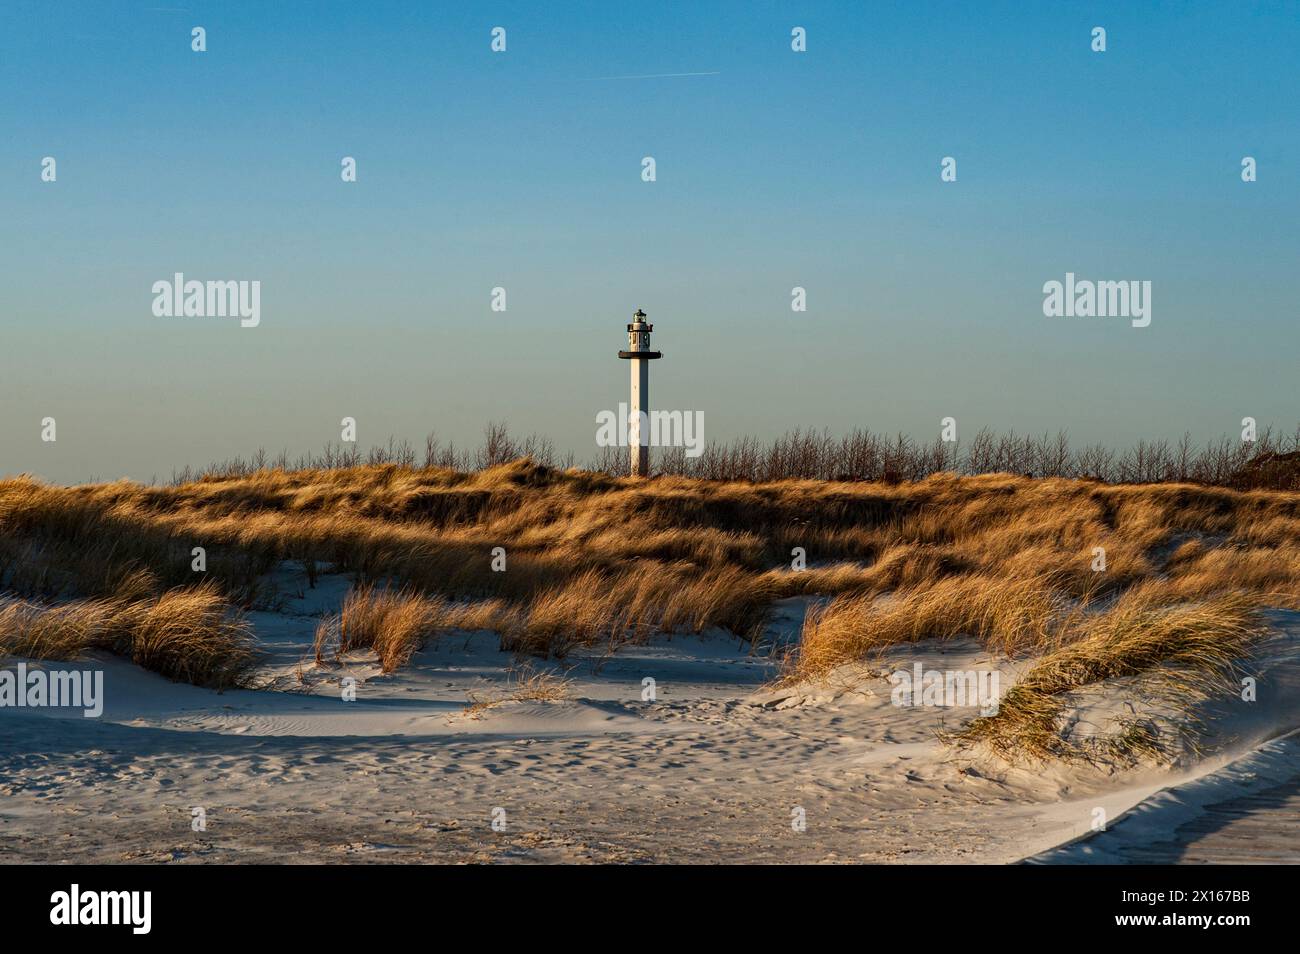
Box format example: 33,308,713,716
618,307,662,360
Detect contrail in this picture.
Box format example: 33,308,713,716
581,70,721,81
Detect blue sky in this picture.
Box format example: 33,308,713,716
2,1,1297,482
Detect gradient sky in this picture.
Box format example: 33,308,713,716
3,1,1297,483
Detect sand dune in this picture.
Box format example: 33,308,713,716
3,564,1297,864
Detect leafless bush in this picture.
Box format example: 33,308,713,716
169,422,1300,489
627,424,1300,486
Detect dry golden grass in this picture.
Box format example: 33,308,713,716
1158,545,1300,608
462,663,573,717
0,582,254,688
2,460,1297,730
794,573,1076,680
505,664,572,702
956,588,1264,762
314,584,516,672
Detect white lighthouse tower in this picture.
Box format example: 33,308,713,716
618,308,662,477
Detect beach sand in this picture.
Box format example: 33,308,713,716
3,567,1297,864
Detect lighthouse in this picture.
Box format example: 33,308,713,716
617,308,662,476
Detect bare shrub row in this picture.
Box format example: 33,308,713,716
171,422,1300,489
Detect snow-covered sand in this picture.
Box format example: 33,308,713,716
2,569,1297,864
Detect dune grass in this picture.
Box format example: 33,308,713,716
1,455,1297,746
792,575,1270,762
794,573,1077,679
955,589,1264,762
313,584,518,672
4,463,1297,617
0,582,255,689
462,663,574,718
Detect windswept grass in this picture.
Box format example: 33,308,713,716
787,563,1275,761
314,584,516,672
794,573,1076,679
314,565,776,668
955,589,1264,762
0,582,255,689
3,440,1297,750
